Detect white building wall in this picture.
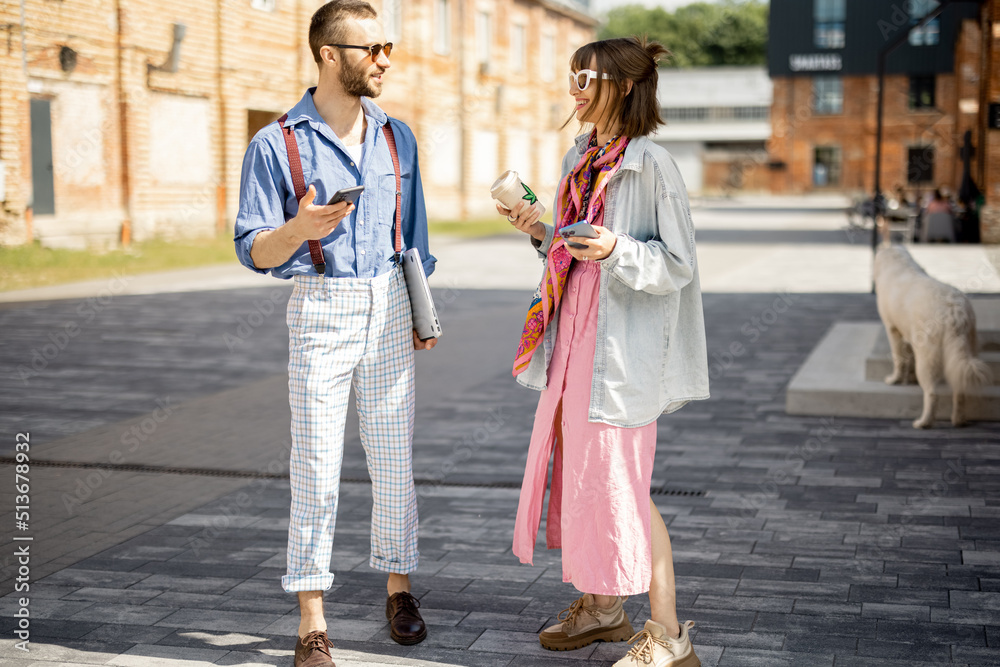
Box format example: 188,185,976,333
657,141,704,195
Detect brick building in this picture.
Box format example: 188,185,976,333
766,0,1000,244
980,0,1000,243
0,0,596,248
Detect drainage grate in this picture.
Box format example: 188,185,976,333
652,487,705,497
0,458,286,479
0,458,704,495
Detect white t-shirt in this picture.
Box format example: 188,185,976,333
344,142,364,168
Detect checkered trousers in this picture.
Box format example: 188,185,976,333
281,266,419,593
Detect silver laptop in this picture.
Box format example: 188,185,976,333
401,247,442,341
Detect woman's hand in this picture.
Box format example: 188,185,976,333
497,200,545,241
564,225,618,262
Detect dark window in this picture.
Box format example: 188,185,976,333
662,107,709,123
908,146,935,183
813,76,843,115
661,106,769,123
909,76,936,110
814,146,842,187
732,106,770,121
814,0,846,49
909,0,940,46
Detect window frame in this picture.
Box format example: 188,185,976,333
383,0,402,43
540,34,555,82
814,0,846,49
812,76,844,115
909,0,941,46
813,145,843,187
476,10,492,67
907,145,935,184
909,75,936,111
510,23,526,73
433,0,451,56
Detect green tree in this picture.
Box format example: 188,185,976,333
598,1,769,68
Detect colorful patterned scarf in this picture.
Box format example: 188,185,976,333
513,131,630,376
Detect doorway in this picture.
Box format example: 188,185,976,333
30,98,55,215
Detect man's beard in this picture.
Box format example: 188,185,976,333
340,59,384,98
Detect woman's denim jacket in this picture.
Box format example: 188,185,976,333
517,133,710,427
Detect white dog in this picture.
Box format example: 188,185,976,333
873,245,992,428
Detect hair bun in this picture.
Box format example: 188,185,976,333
644,39,671,67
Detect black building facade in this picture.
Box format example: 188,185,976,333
768,0,980,77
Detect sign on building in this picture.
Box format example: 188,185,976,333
788,54,843,72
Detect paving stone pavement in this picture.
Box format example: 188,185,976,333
1,276,999,665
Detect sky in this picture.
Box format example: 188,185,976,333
591,0,725,13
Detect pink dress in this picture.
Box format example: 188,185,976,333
512,259,657,596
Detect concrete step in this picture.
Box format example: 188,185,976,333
787,322,1000,424
865,331,1000,383
864,298,1000,383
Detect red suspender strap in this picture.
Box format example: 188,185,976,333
382,121,403,261
276,113,326,275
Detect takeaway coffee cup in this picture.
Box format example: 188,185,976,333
491,170,545,217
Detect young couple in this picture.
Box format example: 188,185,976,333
234,3,709,667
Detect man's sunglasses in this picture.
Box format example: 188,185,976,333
569,69,612,92
328,42,393,62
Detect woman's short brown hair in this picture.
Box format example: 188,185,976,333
567,37,671,138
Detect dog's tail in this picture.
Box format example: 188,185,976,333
943,297,993,393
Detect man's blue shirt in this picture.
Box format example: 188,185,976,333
234,88,435,279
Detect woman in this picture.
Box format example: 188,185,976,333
925,188,953,215
497,37,709,667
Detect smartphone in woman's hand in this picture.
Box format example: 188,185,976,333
560,221,599,248
560,221,599,239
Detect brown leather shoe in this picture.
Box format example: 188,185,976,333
385,591,427,645
294,630,335,666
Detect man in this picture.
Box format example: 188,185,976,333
233,2,436,665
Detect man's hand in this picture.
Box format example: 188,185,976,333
287,184,355,242
563,225,618,262
249,184,356,269
413,330,437,350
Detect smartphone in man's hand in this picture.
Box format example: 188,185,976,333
327,185,365,206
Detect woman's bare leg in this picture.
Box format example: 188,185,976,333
648,497,680,638
592,594,618,608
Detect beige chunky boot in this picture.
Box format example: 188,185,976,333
539,594,634,651
613,619,700,667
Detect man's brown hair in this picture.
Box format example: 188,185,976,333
567,37,671,138
309,0,378,65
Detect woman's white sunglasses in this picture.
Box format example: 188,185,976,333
569,69,612,92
